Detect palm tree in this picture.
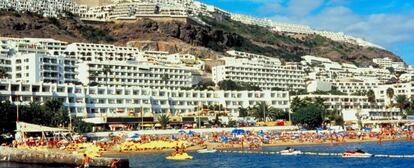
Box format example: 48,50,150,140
355,110,363,129
395,95,408,114
410,96,414,110
267,109,288,121
386,88,395,106
88,70,100,86
238,107,249,118
251,102,277,122
0,67,8,79
44,99,66,127
102,65,112,86
161,74,170,89
157,114,170,130
367,89,376,108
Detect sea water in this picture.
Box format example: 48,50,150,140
2,141,414,168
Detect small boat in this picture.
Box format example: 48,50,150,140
166,153,193,160
280,147,303,155
342,149,373,158
197,149,217,153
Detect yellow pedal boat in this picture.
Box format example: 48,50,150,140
166,153,193,160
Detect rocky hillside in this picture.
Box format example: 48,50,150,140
0,10,402,66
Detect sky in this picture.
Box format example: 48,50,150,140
199,0,414,65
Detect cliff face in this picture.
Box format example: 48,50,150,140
0,10,402,66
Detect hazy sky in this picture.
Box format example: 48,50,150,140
200,0,414,65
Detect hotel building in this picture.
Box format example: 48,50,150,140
373,57,406,71
0,0,77,18
0,82,290,119
296,94,385,111
77,61,193,89
10,53,78,84
374,82,414,105
331,78,379,94
64,43,143,62
212,56,305,91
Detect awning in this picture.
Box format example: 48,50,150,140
83,117,106,124
16,122,68,133
109,124,128,128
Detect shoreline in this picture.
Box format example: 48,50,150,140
102,138,411,156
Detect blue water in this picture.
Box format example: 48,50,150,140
2,141,414,168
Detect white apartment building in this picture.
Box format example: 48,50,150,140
374,82,414,105
296,94,385,111
213,59,305,91
10,53,78,84
230,14,382,49
143,51,195,65
302,55,392,84
0,37,73,83
78,1,189,21
373,57,406,71
64,43,143,62
0,0,77,17
77,61,192,89
302,55,333,65
342,108,404,129
0,37,67,56
400,73,414,82
353,67,392,83
306,80,332,93
331,78,379,94
0,82,290,119
0,57,12,81
226,50,282,67
373,57,394,68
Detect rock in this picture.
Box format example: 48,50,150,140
0,146,129,168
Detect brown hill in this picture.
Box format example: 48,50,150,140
0,10,402,66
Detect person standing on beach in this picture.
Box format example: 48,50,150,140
377,132,383,144
181,143,186,153
78,154,92,168
111,159,120,168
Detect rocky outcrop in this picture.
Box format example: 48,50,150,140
0,146,129,168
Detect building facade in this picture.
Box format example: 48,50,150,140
64,43,143,62
296,94,385,111
10,53,78,84
213,57,305,91
77,61,193,89
0,82,290,119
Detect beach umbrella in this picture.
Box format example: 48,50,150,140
258,130,264,136
221,136,229,143
231,129,245,135
188,130,194,135
130,134,140,139
362,128,371,132
99,138,109,142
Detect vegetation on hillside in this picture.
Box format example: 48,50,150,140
218,80,261,91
